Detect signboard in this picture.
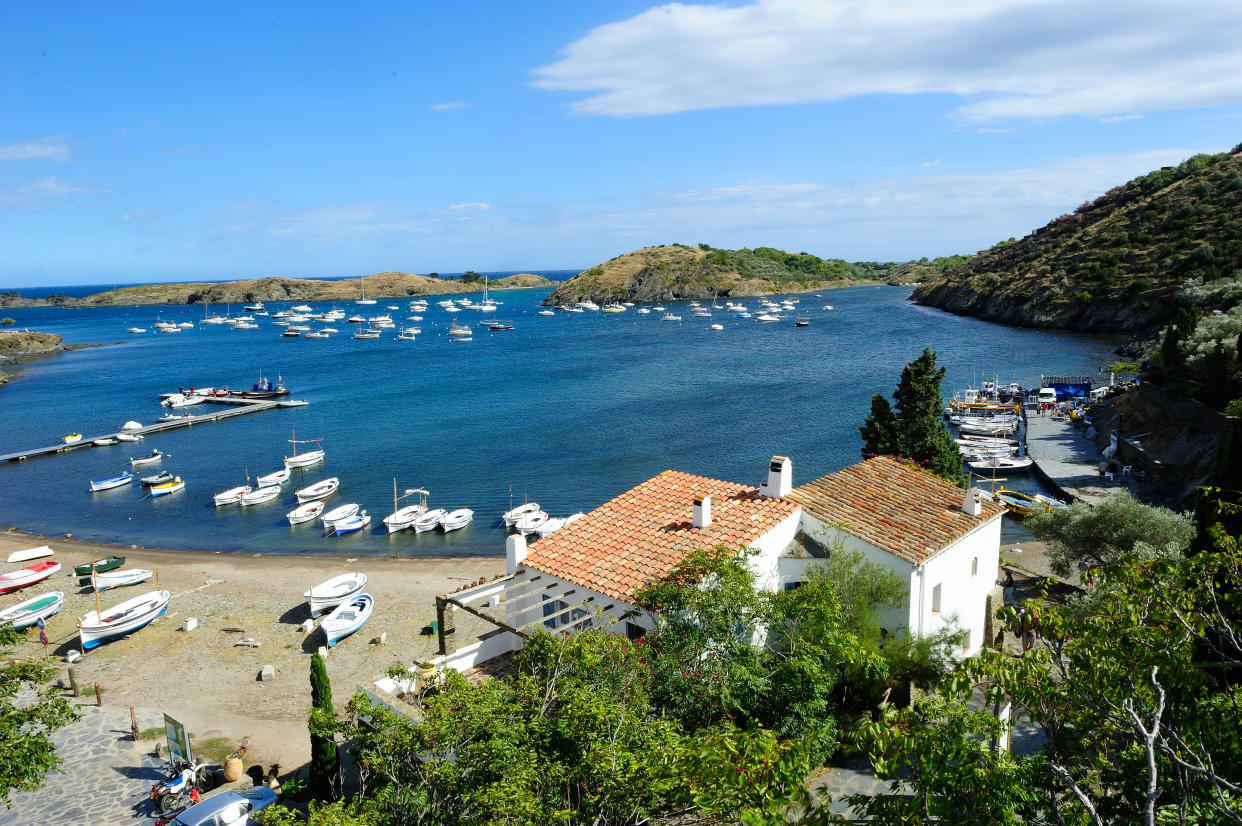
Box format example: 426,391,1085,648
164,713,192,764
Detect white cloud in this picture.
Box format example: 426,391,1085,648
920,160,941,168
1099,114,1144,124
532,0,1242,121
0,177,99,210
430,102,471,111
448,202,491,211
0,136,70,162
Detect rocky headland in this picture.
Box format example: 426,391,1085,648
0,330,72,389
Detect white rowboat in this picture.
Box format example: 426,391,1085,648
92,568,154,591
0,591,65,630
241,485,281,506
296,477,339,503
413,508,447,533
322,594,373,647
78,589,170,650
213,485,251,507
322,503,361,526
256,467,291,487
287,501,326,525
440,508,474,533
502,502,541,527
0,561,61,595
7,546,54,564
304,572,368,618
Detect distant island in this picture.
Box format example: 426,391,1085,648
913,145,1242,334
543,244,967,305
0,271,554,309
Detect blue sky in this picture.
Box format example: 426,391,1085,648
3,0,1242,287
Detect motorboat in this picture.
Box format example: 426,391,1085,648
287,501,326,525
285,431,325,467
149,477,185,496
651,305,666,311
0,591,64,630
322,503,361,527
74,556,125,578
795,316,810,327
91,568,154,592
305,331,329,339
602,304,626,314
735,311,752,318
130,450,164,466
515,510,549,536
281,330,301,338
290,304,312,313
161,393,206,409
0,561,61,595
321,594,373,646
537,512,584,538
158,412,193,422
383,485,428,533
90,471,133,492
127,327,147,333
62,433,83,444
661,313,681,322
396,328,418,341
413,508,447,533
77,589,171,650
538,309,555,316
245,302,266,312
448,322,472,339
256,467,291,487
967,456,1034,474
487,320,514,331
213,484,251,508
295,477,339,503
503,501,542,527
139,471,174,486
277,399,308,408
6,546,53,563
178,321,194,329
755,314,781,323
352,329,381,339
116,432,143,442
240,485,281,506
304,572,368,618
440,508,474,532
333,511,371,536
709,324,724,331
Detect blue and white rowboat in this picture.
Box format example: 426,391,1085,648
321,594,373,647
78,589,170,650
90,471,133,492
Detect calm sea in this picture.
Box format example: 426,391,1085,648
0,286,1117,558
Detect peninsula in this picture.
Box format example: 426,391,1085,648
0,330,71,389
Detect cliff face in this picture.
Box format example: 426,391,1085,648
913,148,1242,333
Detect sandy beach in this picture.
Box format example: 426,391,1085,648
0,529,505,770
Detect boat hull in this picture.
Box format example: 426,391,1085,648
0,561,61,595
0,591,65,630
295,477,339,503
7,546,54,564
288,501,326,525
285,450,325,468
304,573,368,618
322,594,373,647
74,556,125,578
78,590,170,649
92,569,154,591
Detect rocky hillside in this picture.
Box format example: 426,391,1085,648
913,146,1242,333
0,330,66,388
2,272,554,309
544,244,961,305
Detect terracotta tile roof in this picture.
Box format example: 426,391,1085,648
787,456,1005,565
522,470,800,603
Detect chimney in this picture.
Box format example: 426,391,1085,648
759,455,792,498
962,487,982,517
506,533,527,575
693,496,712,528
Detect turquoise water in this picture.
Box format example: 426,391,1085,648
0,286,1118,558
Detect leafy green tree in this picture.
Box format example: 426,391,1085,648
0,628,79,807
1024,489,1194,577
859,394,899,458
890,348,964,483
0,318,14,327
308,653,339,801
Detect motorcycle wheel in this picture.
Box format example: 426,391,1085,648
158,792,182,813
195,766,213,790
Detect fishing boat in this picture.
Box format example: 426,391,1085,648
287,500,326,525
284,430,325,467
305,330,329,339
91,568,154,591
333,511,371,536
139,471,174,486
213,483,251,507
322,503,361,527
130,450,164,466
93,437,118,446
448,323,473,340
661,313,681,322
383,484,428,533
149,477,185,496
304,572,368,618
240,485,281,506
413,508,447,533
77,589,171,650
74,556,125,578
966,456,1033,474
7,546,53,564
352,328,381,339
794,316,810,327
0,591,64,630
321,594,373,647
396,327,418,341
487,320,514,330
503,501,542,527
256,467,291,487
295,477,339,503
994,489,1044,517
0,561,61,595
514,510,549,536
440,508,474,533
90,471,134,492
62,433,83,444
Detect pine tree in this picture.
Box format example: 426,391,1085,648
859,394,898,458
308,653,339,801
891,348,965,485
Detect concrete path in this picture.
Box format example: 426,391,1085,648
0,705,169,826
1025,413,1124,504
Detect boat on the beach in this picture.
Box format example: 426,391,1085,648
77,589,171,650
304,572,368,618
7,546,53,564
91,568,153,591
413,508,448,533
90,471,133,492
139,471,174,486
0,591,65,630
321,594,373,647
287,501,326,525
383,484,428,533
240,485,281,506
213,483,251,507
502,501,542,527
0,561,61,595
149,477,185,496
285,431,325,468
333,511,371,536
966,456,1033,474
440,508,474,532
74,556,125,578
256,467,291,487
295,477,339,503
322,503,361,527
130,450,164,466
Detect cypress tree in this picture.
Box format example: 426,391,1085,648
308,653,339,800
862,348,965,485
860,394,899,458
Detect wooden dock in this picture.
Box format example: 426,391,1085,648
0,397,296,464
1024,405,1124,505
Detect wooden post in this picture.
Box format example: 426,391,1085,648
435,596,453,656
94,682,102,707
130,707,139,740
68,666,80,696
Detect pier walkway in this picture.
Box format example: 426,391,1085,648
0,397,293,464
1025,410,1123,505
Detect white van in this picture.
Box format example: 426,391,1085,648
1037,387,1058,405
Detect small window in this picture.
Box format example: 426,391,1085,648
931,583,942,615
783,581,804,592
625,622,644,641
971,557,979,577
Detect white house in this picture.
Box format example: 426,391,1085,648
425,455,1004,678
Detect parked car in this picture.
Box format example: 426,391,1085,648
170,786,277,826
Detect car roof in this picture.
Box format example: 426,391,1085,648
173,787,274,825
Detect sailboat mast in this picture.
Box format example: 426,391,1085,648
393,478,398,514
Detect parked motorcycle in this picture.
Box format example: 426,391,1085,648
150,758,212,813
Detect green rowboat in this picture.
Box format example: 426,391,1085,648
74,555,126,579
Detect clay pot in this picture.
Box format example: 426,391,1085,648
223,754,244,782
